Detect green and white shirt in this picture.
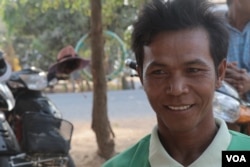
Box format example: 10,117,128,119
102,118,250,167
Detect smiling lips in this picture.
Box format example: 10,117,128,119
167,105,192,111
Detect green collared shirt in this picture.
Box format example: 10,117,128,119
102,118,250,167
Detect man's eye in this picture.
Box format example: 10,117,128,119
188,68,201,73
152,70,165,74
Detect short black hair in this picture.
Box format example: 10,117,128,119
131,0,229,76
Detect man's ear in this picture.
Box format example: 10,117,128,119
136,66,143,85
216,59,227,89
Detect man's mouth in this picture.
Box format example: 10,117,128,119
167,105,192,111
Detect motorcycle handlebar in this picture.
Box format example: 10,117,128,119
125,59,137,70
0,52,7,77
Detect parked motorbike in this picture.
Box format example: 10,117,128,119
0,53,36,166
5,66,75,167
0,74,22,166
125,59,250,135
0,51,23,166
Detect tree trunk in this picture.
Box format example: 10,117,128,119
90,0,115,159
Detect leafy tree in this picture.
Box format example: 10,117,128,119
0,0,147,70
1,0,89,69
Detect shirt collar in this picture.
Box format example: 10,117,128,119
149,118,231,167
226,21,250,34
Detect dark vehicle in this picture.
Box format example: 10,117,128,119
6,66,75,167
0,82,22,167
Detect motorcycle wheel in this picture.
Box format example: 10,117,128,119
67,155,76,167
0,156,33,167
0,156,10,167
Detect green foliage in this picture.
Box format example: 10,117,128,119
0,0,147,71
1,0,89,70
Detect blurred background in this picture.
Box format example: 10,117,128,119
0,0,226,93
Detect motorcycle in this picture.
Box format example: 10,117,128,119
0,53,60,167
5,66,75,167
0,83,22,167
0,54,22,166
125,59,250,135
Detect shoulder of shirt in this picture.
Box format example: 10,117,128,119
101,134,151,167
228,130,250,150
230,130,250,139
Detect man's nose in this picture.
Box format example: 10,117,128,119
166,77,189,96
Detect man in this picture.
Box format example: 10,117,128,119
102,0,250,166
224,0,250,101
224,0,250,133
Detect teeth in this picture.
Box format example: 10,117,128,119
168,105,191,111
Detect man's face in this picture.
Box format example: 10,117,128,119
139,28,225,133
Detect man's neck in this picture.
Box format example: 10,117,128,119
157,121,218,166
228,8,250,31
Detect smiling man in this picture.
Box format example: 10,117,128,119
102,0,250,166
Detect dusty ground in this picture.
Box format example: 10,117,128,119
70,117,156,167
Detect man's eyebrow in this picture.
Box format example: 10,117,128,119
147,59,209,68
184,59,209,67
145,61,167,69
147,61,166,67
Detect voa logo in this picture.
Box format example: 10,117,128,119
226,155,247,163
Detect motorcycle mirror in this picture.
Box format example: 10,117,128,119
213,81,241,123
0,51,12,82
